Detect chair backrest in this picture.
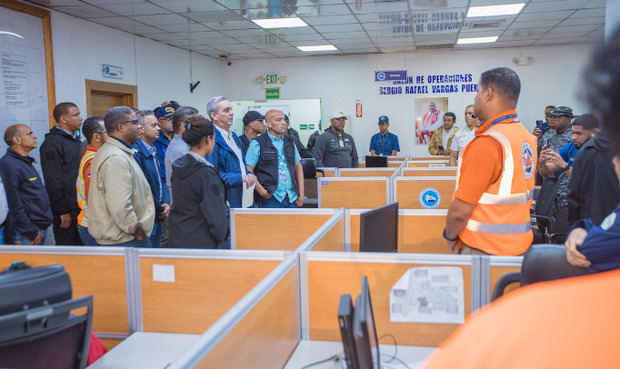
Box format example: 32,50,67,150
535,173,566,217
300,158,317,179
520,244,590,286
0,295,93,369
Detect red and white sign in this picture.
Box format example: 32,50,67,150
355,99,363,118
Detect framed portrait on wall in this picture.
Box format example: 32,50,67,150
414,97,448,145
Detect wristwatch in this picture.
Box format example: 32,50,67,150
442,228,458,242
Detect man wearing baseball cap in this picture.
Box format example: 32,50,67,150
537,105,575,234
153,103,175,189
313,111,359,168
369,115,400,156
239,111,266,156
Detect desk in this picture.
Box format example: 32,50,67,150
284,340,435,369
87,332,200,369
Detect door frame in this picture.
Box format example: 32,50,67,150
85,79,138,117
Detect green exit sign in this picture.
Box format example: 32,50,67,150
265,88,280,100
265,74,279,85
300,124,307,130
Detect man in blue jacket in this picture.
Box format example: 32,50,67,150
206,96,257,208
133,110,170,247
0,124,53,245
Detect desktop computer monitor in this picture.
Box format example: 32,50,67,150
352,276,380,369
365,155,388,168
359,202,398,253
338,294,359,369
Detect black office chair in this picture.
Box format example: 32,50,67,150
0,264,94,369
491,244,590,301
300,158,324,208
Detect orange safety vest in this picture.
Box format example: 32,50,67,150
456,110,537,255
76,148,97,227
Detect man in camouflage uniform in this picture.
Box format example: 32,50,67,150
537,106,574,234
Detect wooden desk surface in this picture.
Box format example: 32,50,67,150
283,340,435,369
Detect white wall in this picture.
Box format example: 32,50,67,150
219,45,594,156
50,11,221,116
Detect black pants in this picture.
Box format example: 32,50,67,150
53,209,83,246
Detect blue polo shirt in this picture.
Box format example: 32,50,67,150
558,142,579,168
369,132,400,156
246,131,301,202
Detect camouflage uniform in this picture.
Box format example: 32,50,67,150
542,127,573,208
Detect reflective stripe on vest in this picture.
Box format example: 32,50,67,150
77,151,96,226
458,113,536,255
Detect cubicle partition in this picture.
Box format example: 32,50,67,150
231,208,338,250
486,255,523,303
407,160,449,168
301,252,479,347
410,156,449,161
394,176,456,209
317,167,338,177
347,209,448,253
137,249,288,334
0,246,132,349
339,167,398,177
401,167,457,177
318,177,390,208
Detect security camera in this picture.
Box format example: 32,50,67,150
227,60,232,66
219,54,232,66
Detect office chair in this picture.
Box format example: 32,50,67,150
491,244,590,301
300,158,324,208
0,295,94,369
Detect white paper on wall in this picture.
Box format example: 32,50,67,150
389,267,464,324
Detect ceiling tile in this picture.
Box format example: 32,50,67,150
162,23,212,32
202,21,259,30
89,16,141,28
130,25,169,34
523,0,589,13
190,31,228,40
314,23,364,33
132,13,191,25
582,0,606,7
277,33,326,42
149,0,226,13
515,10,575,22
321,31,370,40
27,0,84,6
93,2,169,16
548,24,599,34
511,19,562,28
183,10,246,23
300,14,359,26
347,1,409,14
571,7,605,17
558,16,605,26
145,32,190,41
52,4,118,18
493,40,536,48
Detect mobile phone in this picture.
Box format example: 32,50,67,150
536,120,543,128
438,145,445,151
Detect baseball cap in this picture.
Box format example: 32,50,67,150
549,106,574,117
331,111,347,119
378,115,389,124
154,104,175,119
242,110,264,126
284,114,290,123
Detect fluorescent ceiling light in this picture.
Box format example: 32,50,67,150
467,3,525,17
457,36,499,44
252,17,307,29
0,31,23,38
297,45,338,52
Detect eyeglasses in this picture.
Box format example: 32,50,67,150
95,130,107,135
120,119,139,125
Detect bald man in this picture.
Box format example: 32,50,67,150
245,109,304,208
0,124,53,245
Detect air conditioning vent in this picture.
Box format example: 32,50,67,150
471,21,503,29
416,43,454,50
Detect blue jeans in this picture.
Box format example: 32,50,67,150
78,225,99,246
106,238,151,247
149,220,162,248
16,230,48,245
257,194,297,208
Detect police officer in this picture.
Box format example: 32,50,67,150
245,109,304,208
313,111,359,168
369,115,400,156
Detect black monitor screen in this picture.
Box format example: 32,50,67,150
360,203,398,253
353,276,380,369
365,155,388,168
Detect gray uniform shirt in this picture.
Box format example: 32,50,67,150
313,128,359,168
542,128,573,207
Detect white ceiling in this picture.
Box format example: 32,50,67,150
24,0,606,59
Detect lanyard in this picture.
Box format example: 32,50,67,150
379,134,388,153
488,113,518,129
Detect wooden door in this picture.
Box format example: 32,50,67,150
85,79,138,118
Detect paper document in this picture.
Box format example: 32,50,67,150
242,183,255,208
389,267,464,324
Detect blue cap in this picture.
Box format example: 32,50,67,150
243,110,264,126
154,104,175,119
378,115,389,124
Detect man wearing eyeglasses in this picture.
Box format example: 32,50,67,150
449,105,481,166
87,106,154,247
